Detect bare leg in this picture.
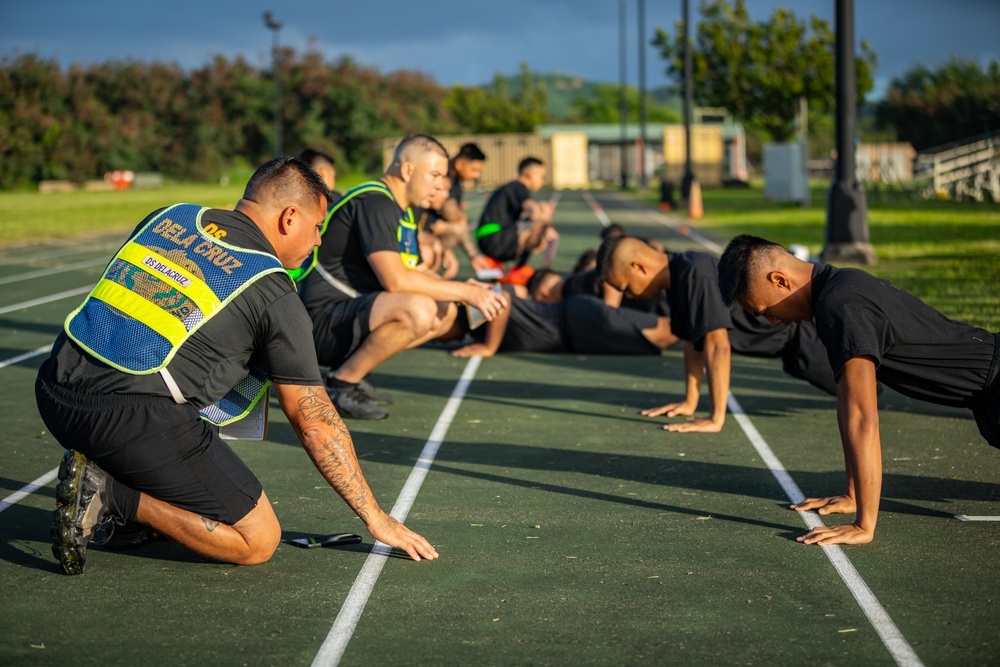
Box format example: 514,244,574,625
334,292,440,383
136,490,281,565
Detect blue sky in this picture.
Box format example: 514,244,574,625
1,0,997,96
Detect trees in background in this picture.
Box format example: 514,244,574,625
0,50,460,188
877,57,1000,152
444,63,547,134
652,0,876,144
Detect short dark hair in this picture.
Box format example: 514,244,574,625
518,156,544,173
456,143,486,161
600,223,626,241
526,268,559,299
596,234,625,281
296,147,335,168
244,157,331,209
572,249,598,274
717,234,784,307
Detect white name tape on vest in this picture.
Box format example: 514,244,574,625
143,254,192,288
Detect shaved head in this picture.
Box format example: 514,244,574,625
392,134,449,168
597,236,646,282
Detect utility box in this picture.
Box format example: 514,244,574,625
764,142,809,205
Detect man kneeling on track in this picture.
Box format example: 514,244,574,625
36,157,438,575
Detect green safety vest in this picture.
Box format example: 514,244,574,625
288,181,419,282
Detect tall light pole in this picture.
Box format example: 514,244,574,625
619,0,629,190
263,11,283,157
681,0,694,200
823,0,875,264
638,0,648,189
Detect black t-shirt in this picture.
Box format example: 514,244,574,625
446,161,464,207
49,208,322,407
666,251,790,354
811,263,997,407
300,186,410,311
411,206,441,232
479,180,531,230
665,252,734,351
470,287,567,353
563,269,669,315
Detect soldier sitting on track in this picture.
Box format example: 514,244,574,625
717,233,1000,546
297,134,506,420
598,236,837,434
36,157,438,575
475,157,559,276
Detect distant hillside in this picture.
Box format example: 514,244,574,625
496,71,681,121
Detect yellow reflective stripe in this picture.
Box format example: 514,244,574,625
90,279,188,344
117,243,222,315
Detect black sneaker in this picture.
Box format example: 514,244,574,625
327,383,389,420
356,376,394,405
51,450,113,575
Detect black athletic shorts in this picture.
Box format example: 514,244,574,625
477,224,519,262
564,295,660,355
310,292,380,368
35,359,262,525
972,333,1000,449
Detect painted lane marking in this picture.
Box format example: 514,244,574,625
609,192,724,254
728,393,924,667
0,285,93,315
954,515,1000,521
582,191,611,227
0,345,53,370
0,258,107,286
311,356,482,667
0,467,58,515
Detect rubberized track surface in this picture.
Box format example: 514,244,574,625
1,192,997,666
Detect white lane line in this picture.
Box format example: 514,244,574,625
0,258,107,286
0,241,118,265
0,467,59,515
582,191,611,227
0,285,92,315
0,345,53,369
954,515,1000,521
609,192,724,254
311,355,483,667
728,393,924,667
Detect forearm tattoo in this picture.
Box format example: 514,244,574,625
297,387,373,523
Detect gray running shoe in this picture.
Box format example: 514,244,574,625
356,376,394,405
327,382,389,420
51,449,112,575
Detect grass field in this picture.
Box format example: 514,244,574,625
0,186,997,666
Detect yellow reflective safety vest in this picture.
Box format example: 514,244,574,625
288,180,419,282
65,204,288,426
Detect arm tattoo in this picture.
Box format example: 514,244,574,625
201,517,220,532
296,386,374,523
